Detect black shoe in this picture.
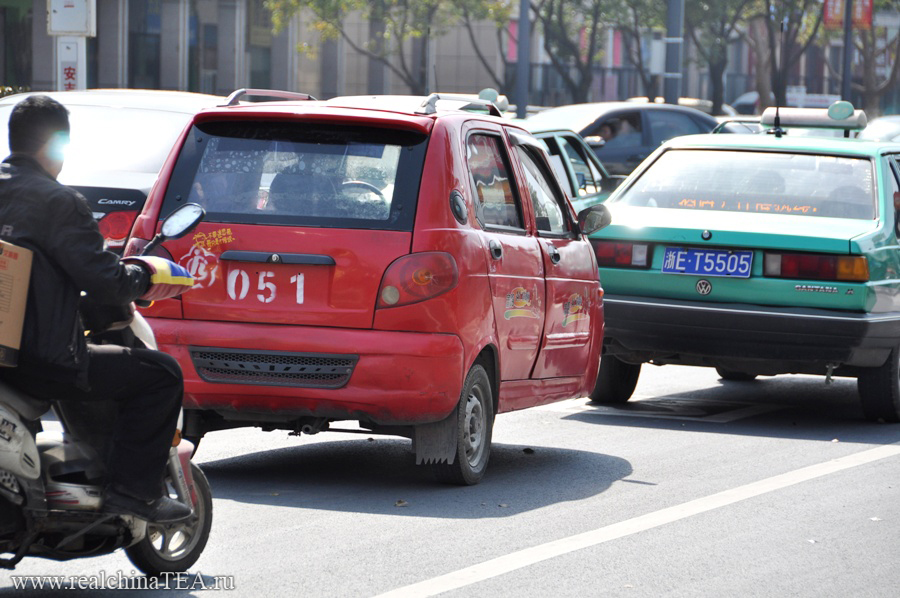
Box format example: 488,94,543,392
103,488,192,524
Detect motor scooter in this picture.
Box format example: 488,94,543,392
0,203,212,576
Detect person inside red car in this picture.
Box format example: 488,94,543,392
0,95,194,523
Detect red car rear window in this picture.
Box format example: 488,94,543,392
161,121,429,231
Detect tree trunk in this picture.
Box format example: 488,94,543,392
749,17,772,112
709,58,727,115
574,66,593,103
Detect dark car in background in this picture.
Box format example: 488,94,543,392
0,89,222,251
524,102,718,175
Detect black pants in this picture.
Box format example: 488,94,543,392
5,344,183,500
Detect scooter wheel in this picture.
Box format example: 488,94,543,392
125,462,213,576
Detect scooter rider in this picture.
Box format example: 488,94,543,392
0,95,194,524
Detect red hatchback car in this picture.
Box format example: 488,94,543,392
127,90,610,484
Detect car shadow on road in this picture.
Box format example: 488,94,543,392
197,438,631,518
565,375,900,445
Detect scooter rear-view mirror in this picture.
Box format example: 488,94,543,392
161,203,205,240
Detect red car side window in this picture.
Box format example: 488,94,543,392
466,134,523,229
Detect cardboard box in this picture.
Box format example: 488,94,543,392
0,241,32,367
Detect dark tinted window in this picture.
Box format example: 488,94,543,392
590,112,643,150
161,121,428,231
647,111,704,145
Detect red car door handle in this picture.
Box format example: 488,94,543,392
489,240,503,260
547,245,561,264
220,250,335,265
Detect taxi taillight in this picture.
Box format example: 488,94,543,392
591,240,651,268
377,252,459,308
764,252,869,282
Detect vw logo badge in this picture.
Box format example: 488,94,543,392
696,279,712,295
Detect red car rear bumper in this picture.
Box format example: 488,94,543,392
148,318,466,425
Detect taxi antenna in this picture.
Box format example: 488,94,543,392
773,18,787,138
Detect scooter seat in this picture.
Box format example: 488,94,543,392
0,378,51,421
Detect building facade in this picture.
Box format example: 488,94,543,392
3,1,893,113
0,0,507,100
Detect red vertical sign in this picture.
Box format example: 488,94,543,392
854,0,873,30
824,0,844,29
824,0,873,30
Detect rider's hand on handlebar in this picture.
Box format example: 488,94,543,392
122,256,195,302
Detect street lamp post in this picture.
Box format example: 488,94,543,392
663,0,685,104
841,0,854,101
515,0,531,119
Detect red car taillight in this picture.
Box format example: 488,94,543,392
591,240,651,268
764,252,869,282
98,211,139,248
377,252,459,308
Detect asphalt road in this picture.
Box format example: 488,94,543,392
3,364,899,597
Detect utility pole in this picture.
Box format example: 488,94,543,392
840,0,854,101
663,0,684,104
515,0,531,119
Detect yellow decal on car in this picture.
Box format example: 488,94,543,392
505,287,538,319
563,293,588,327
192,228,234,251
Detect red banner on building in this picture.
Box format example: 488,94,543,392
824,0,873,30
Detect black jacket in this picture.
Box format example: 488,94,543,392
0,154,149,388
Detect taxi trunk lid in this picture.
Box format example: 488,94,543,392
605,206,877,253
596,206,881,311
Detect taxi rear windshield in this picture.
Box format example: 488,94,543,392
614,149,876,220
161,121,428,231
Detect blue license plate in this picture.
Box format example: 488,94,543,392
662,248,753,278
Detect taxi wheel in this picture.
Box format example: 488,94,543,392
857,348,900,423
432,364,494,486
715,368,758,382
589,357,641,404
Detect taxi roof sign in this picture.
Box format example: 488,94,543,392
760,103,867,131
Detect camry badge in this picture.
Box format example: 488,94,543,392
696,279,712,295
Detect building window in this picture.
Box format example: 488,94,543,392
0,1,32,88
247,0,272,88
128,0,162,89
189,0,219,93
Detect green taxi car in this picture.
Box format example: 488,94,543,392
591,103,900,422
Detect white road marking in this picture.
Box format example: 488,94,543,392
373,442,900,598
